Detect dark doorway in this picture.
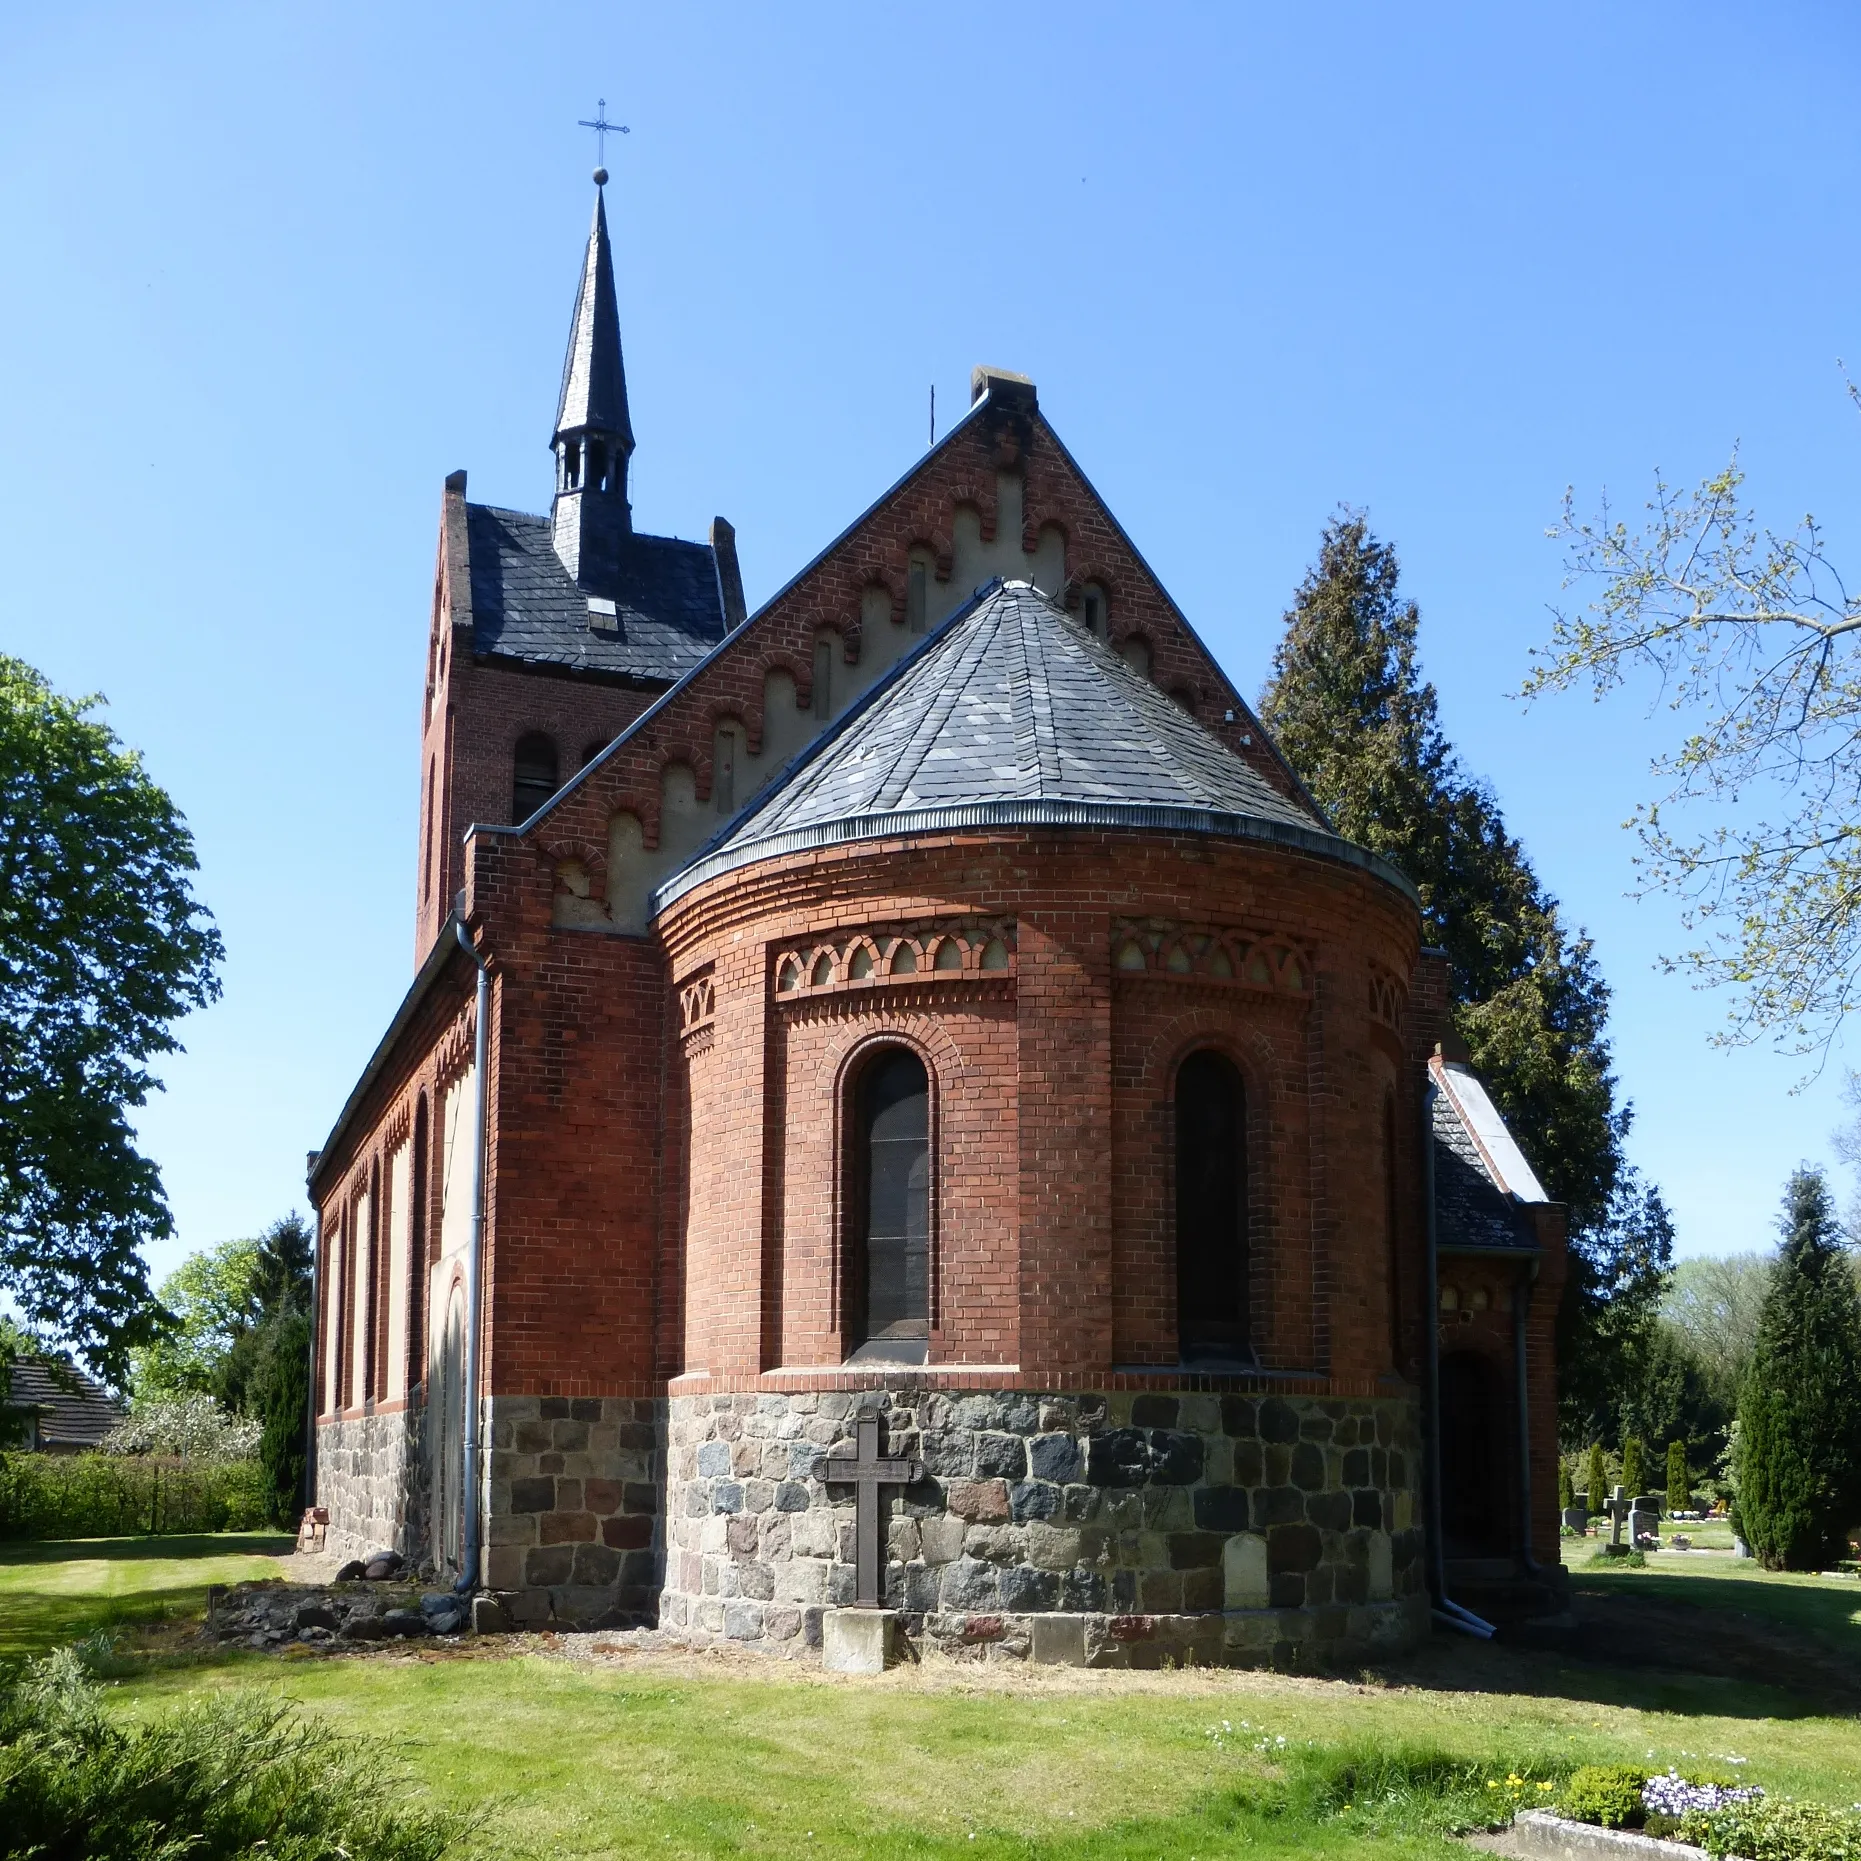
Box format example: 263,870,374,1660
1176,1048,1248,1362
853,1049,930,1352
1439,1348,1510,1556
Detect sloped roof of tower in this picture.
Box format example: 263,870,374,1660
1431,1055,1550,1253
654,579,1416,911
553,186,633,452
463,503,723,681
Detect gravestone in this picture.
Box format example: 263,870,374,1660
1561,1506,1589,1535
820,1409,922,1673
1629,1501,1661,1549
1601,1483,1633,1556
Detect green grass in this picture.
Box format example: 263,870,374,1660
8,1535,1861,1859
1577,1545,1861,1656
0,1532,292,1658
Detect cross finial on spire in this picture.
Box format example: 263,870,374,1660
578,99,629,185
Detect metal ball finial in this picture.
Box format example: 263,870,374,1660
592,165,608,187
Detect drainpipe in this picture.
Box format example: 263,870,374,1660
303,1200,323,1523
1515,1260,1543,1577
1424,1074,1496,1640
453,916,492,1598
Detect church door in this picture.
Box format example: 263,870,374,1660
1176,1049,1248,1362
856,1049,930,1350
1439,1348,1509,1556
432,1283,465,1576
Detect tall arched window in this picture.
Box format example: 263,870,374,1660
850,1048,930,1357
409,1092,429,1393
511,732,559,821
1176,1048,1248,1362
1383,1089,1402,1371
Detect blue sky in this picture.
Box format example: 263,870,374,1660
4,2,1858,1286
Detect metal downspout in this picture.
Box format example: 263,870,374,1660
1424,1074,1496,1640
453,917,492,1597
303,1204,323,1524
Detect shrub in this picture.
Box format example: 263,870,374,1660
1738,1169,1861,1570
1586,1441,1607,1514
1563,1764,1649,1828
0,1451,270,1539
1679,1797,1861,1861
103,1392,260,1463
0,1643,474,1859
1558,1461,1574,1510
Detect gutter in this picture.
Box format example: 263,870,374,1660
1515,1259,1543,1577
452,915,493,1598
1423,1076,1496,1641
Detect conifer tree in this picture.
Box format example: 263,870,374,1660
1666,1437,1689,1512
1586,1441,1607,1514
1259,514,1673,1431
1621,1435,1644,1498
1738,1168,1861,1570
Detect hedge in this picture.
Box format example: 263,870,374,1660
0,1452,271,1539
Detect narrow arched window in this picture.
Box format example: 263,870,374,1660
1383,1089,1402,1371
813,636,834,720
409,1092,429,1393
1176,1049,1248,1362
511,732,559,822
851,1049,930,1355
907,552,932,633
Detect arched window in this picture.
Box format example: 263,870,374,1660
511,733,559,822
1176,1049,1248,1362
906,550,933,633
409,1092,429,1393
813,635,835,720
1118,636,1152,680
1081,581,1108,639
1383,1089,1402,1371
849,1048,930,1357
713,723,740,813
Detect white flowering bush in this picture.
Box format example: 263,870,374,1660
103,1392,261,1463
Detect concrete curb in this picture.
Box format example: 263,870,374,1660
1508,1810,1718,1859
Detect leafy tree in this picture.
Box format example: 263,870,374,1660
1526,401,1861,1056
1668,1437,1690,1512
1586,1441,1607,1513
1603,1319,1729,1476
131,1215,313,1414
1661,1253,1773,1414
1258,513,1673,1433
1738,1167,1861,1569
0,656,223,1387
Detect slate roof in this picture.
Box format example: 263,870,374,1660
6,1358,123,1451
1432,1064,1543,1253
554,187,633,452
465,503,725,684
656,579,1414,911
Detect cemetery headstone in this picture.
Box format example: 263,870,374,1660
1602,1484,1633,1556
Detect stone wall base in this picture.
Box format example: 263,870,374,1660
662,1594,1428,1667
316,1408,427,1569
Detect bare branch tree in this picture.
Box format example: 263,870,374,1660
1525,390,1861,1058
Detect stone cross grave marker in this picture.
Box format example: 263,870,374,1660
1603,1483,1633,1551
824,1410,923,1607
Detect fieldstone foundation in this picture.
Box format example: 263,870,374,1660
315,1408,426,1567
659,1387,1428,1665
481,1394,664,1628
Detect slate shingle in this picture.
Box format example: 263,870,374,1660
466,503,724,685
1433,1089,1537,1253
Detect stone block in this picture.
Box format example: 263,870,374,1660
1193,1486,1248,1532
524,1546,573,1586
823,1608,896,1674
975,1433,1027,1479
472,1593,514,1633
1028,1432,1082,1482
1031,1614,1087,1666
1223,1532,1270,1609
948,1479,1010,1522
509,1475,554,1514
919,1516,966,1564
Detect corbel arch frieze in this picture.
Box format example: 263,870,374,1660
944,481,998,544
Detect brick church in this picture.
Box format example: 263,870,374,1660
306,175,1567,1663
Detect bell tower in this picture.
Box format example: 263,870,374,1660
550,171,635,591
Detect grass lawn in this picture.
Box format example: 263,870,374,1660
1576,1543,1861,1661
8,1535,1861,1859
0,1532,293,1659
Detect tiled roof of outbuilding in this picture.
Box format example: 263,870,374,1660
465,503,724,684
6,1358,124,1450
656,579,1415,910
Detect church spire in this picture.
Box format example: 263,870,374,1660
551,175,635,589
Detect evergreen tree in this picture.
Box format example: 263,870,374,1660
1621,1435,1644,1499
1667,1437,1689,1513
1259,513,1673,1433
256,1311,311,1526
1738,1168,1861,1570
1558,1460,1574,1511
1586,1441,1607,1514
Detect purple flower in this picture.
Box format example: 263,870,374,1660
1641,1771,1765,1817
